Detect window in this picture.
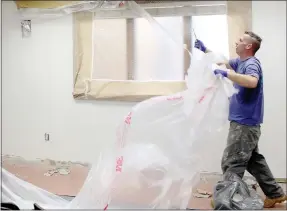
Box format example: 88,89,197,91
92,19,127,80
92,15,229,82
92,16,185,81
72,1,251,101
133,17,184,81
191,15,229,59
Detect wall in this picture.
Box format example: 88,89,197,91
251,1,286,177
2,1,286,178
2,1,135,164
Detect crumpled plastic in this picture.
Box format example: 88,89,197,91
2,1,239,210
1,48,237,210
212,172,264,210
17,1,123,21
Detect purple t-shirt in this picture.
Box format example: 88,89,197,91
228,57,264,126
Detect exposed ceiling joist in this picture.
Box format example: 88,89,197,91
16,1,227,21
15,1,81,9
15,0,226,9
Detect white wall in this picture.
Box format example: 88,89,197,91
2,1,286,178
251,1,286,177
2,1,135,163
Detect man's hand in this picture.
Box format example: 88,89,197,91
194,39,207,52
214,68,258,88
214,69,228,78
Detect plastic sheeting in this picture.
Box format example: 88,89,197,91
3,1,238,209
17,1,123,21
1,48,237,209
212,172,264,210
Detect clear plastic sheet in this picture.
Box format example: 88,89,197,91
1,168,68,209
1,48,237,210
3,1,239,210
17,1,123,21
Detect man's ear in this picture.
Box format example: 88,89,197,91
246,43,253,50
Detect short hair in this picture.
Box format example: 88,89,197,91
244,31,262,54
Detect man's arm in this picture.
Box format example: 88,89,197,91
194,40,238,70
205,47,236,70
226,64,260,88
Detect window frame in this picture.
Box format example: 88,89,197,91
73,1,252,101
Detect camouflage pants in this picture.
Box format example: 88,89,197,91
221,121,284,199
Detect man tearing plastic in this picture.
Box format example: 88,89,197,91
194,31,287,208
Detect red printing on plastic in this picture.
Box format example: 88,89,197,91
124,112,132,125
104,113,132,209
105,87,214,209
198,87,214,103
106,86,215,209
116,156,124,172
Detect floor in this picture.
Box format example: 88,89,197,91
2,156,286,210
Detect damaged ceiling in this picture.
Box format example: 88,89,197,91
14,0,184,9
15,1,81,9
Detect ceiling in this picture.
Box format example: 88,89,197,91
15,1,200,9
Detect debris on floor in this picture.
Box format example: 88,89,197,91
44,169,58,177
193,188,212,198
58,168,70,175
44,167,70,177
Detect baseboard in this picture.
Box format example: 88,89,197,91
200,171,287,183
275,178,287,183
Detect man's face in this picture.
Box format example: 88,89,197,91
235,34,253,55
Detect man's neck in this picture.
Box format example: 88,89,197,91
239,53,254,61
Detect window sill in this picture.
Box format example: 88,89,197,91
73,79,186,102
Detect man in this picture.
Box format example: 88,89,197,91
194,31,286,208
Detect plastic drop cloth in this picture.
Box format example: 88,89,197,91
17,1,123,21
1,48,237,209
2,1,238,209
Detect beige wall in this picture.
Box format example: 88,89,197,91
227,1,252,59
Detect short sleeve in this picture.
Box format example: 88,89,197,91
245,64,261,79
228,58,240,71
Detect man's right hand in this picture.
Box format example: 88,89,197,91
194,40,233,70
194,39,207,52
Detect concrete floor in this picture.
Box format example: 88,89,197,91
2,156,286,210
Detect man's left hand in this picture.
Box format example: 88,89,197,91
214,69,228,77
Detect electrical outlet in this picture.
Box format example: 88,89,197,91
21,20,31,38
44,133,50,141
